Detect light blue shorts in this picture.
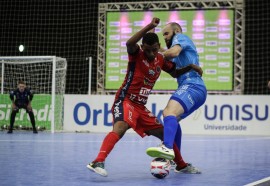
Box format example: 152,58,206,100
170,83,207,119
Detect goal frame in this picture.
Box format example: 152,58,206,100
0,56,67,133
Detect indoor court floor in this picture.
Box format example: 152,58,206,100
0,131,270,186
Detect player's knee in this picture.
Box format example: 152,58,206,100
12,109,19,113
113,121,129,138
146,128,163,141
27,109,33,113
162,110,167,117
162,108,171,117
163,105,184,118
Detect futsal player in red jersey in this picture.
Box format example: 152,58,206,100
87,18,202,177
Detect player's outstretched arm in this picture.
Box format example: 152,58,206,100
126,17,160,54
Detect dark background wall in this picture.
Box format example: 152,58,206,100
1,0,269,94
245,0,270,94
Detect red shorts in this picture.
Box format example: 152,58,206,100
112,98,163,137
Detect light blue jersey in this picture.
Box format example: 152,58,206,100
170,33,207,119
171,33,205,86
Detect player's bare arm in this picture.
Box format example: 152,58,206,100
162,45,182,61
126,17,160,55
159,47,166,53
169,64,203,78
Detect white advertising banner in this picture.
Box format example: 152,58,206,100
64,95,270,136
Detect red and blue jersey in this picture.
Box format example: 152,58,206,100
115,49,174,105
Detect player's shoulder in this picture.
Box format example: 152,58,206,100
156,53,166,63
10,88,18,94
176,33,191,40
25,87,33,93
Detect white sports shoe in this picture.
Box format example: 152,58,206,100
170,160,176,170
174,163,201,174
87,162,108,177
146,144,175,160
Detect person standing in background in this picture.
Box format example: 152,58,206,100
8,81,37,134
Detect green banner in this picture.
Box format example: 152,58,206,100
105,10,234,91
0,94,52,129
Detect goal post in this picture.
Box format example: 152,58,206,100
0,56,67,133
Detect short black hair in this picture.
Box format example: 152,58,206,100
142,32,159,45
18,80,25,85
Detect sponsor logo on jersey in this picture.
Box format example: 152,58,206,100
144,78,155,86
128,110,133,121
176,84,189,95
139,87,151,97
149,69,155,76
188,94,194,105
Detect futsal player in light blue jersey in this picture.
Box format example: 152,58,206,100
146,22,207,174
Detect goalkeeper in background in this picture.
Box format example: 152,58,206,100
7,80,38,134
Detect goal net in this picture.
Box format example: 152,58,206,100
0,56,67,133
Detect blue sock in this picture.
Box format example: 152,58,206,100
163,115,178,149
174,124,182,150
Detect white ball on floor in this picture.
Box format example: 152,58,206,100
150,158,171,179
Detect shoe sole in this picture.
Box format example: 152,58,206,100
146,148,175,160
86,164,108,177
174,169,202,174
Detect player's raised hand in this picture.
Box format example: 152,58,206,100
150,17,160,28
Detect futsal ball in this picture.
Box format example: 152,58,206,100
150,158,171,179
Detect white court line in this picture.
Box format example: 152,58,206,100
243,176,270,186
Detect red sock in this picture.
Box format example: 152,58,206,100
173,143,187,168
94,131,120,162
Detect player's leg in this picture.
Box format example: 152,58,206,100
26,106,37,133
93,121,129,162
145,127,163,140
146,84,206,160
87,99,136,177
145,128,187,169
146,98,183,160
87,120,129,177
8,108,18,133
163,99,185,152
174,124,182,150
